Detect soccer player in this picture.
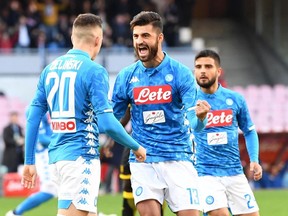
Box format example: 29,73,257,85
193,49,262,216
112,11,210,216
21,13,146,216
6,113,57,216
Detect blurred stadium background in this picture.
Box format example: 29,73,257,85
0,0,287,215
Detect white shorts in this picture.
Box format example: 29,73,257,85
130,161,201,212
50,156,100,213
199,174,259,214
35,148,58,196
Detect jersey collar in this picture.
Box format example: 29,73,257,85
199,84,223,98
138,51,169,75
67,49,90,59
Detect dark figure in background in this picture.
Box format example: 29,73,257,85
163,0,179,47
259,160,288,188
2,111,24,173
175,0,195,27
101,137,124,194
106,0,141,47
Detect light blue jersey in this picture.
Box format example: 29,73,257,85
112,53,198,163
194,85,259,176
26,49,112,164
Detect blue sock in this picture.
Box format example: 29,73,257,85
14,192,54,215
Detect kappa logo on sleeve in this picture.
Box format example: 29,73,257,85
206,110,233,127
133,85,172,105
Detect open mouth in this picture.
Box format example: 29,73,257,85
138,46,148,56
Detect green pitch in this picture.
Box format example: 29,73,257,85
0,190,287,215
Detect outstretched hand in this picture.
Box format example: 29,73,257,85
21,165,37,189
133,146,146,162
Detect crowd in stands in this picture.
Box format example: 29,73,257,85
0,0,195,52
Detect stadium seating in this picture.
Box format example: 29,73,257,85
231,84,288,133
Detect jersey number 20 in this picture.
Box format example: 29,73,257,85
46,71,77,118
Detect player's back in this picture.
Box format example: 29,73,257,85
40,49,109,163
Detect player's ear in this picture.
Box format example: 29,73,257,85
94,33,103,48
158,33,164,43
218,67,223,77
94,36,99,47
94,27,103,47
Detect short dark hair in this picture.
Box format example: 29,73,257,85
195,49,221,66
73,13,102,28
130,11,163,32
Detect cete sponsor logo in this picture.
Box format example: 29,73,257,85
133,85,172,105
206,110,233,127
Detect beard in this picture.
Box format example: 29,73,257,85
196,76,217,89
134,41,158,62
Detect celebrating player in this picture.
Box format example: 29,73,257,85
193,49,262,216
22,13,146,216
112,11,210,216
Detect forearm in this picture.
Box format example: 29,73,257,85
25,106,46,164
244,129,259,163
186,110,207,132
98,112,140,151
